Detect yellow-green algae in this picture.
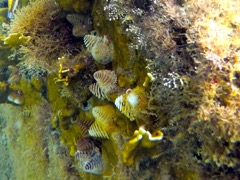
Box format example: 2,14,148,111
4,32,30,48
0,81,78,179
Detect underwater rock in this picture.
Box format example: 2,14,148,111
84,34,114,64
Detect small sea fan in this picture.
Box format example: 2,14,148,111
84,34,114,64
75,138,95,163
75,138,95,155
89,83,107,100
93,70,117,93
92,105,118,135
77,119,94,137
92,105,116,121
88,123,109,139
84,34,101,50
89,70,118,100
83,150,104,174
75,138,104,175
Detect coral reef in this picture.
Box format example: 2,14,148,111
0,0,239,179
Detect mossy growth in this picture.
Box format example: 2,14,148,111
183,0,240,170
8,0,82,73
